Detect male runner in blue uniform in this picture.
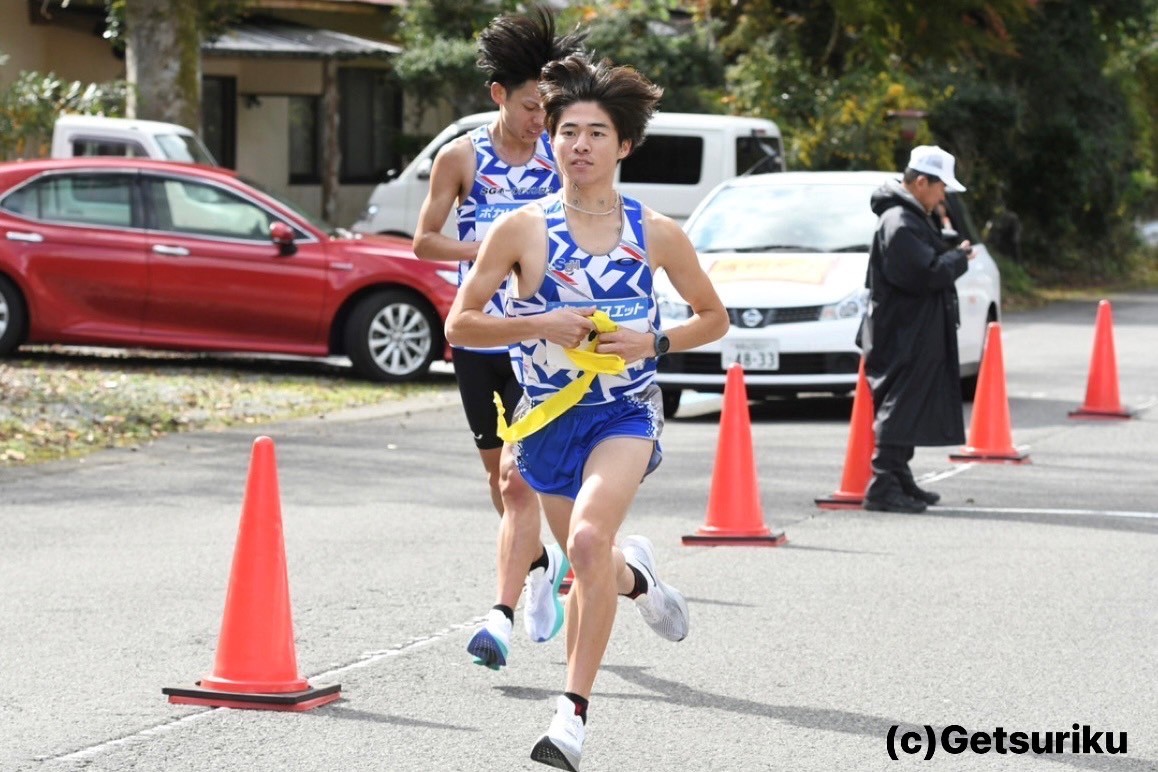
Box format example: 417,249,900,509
446,53,728,771
413,7,585,665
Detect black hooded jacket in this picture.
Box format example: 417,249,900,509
860,179,970,446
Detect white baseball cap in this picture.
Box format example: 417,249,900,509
906,145,966,192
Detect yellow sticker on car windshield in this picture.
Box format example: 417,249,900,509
709,256,835,285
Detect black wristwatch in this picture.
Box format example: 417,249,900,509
652,330,671,358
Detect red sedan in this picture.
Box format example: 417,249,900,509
0,158,459,381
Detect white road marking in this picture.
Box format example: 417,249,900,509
40,615,487,763
933,505,1158,521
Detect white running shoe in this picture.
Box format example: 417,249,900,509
466,608,511,671
530,695,585,771
621,535,690,642
524,543,570,643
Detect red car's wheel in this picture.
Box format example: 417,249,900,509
0,276,27,356
345,289,439,382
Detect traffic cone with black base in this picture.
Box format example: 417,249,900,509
949,323,1030,464
163,436,340,712
1069,299,1133,419
815,359,874,509
683,364,787,546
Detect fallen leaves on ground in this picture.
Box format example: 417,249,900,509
0,348,453,466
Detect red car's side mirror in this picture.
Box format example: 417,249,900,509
269,221,297,256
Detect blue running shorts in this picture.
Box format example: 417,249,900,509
514,385,665,500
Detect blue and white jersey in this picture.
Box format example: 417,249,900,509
455,126,559,354
507,193,660,406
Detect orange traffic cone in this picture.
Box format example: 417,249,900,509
1069,299,1132,419
683,364,787,546
163,436,341,711
815,359,875,509
949,323,1030,464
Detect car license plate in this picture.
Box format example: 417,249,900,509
721,340,779,371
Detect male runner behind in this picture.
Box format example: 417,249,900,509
412,6,586,665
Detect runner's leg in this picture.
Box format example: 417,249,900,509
563,436,652,698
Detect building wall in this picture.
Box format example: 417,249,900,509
205,58,324,96
0,4,124,90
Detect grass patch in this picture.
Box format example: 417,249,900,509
0,348,454,466
1000,247,1158,313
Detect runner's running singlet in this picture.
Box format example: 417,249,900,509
455,126,559,353
507,193,660,405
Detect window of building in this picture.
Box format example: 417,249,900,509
339,68,402,184
202,76,237,168
289,96,321,185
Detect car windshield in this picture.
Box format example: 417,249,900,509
686,181,881,254
155,133,219,166
240,176,342,235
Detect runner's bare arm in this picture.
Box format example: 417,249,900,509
446,207,596,349
596,210,727,361
412,138,480,263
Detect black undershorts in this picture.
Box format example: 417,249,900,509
452,347,522,450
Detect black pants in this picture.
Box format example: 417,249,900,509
453,348,522,451
865,443,914,500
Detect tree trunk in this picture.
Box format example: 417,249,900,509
321,59,341,227
124,0,202,130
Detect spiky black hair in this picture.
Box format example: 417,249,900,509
476,4,586,90
540,53,663,155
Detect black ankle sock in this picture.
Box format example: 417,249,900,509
492,604,514,625
528,547,549,573
623,564,648,599
563,692,589,724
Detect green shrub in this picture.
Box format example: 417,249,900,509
0,71,128,160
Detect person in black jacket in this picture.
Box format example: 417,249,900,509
860,146,976,513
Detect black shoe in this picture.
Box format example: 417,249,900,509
896,470,941,505
903,485,941,505
864,491,927,514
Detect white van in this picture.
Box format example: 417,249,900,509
350,111,785,237
51,114,218,166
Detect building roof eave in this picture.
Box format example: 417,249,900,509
202,20,401,60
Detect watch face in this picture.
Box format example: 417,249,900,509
657,333,671,355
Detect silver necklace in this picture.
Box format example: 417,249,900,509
563,194,620,217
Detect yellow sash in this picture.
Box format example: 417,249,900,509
494,310,626,443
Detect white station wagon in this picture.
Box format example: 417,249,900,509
654,171,1002,417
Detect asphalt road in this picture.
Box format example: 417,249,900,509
2,291,1157,772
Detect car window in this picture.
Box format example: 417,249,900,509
0,173,137,228
687,182,878,253
736,135,783,176
944,193,980,243
238,176,322,238
147,178,273,240
620,135,703,185
0,184,35,217
155,133,217,165
71,138,150,158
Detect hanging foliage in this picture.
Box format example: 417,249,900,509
0,70,128,160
